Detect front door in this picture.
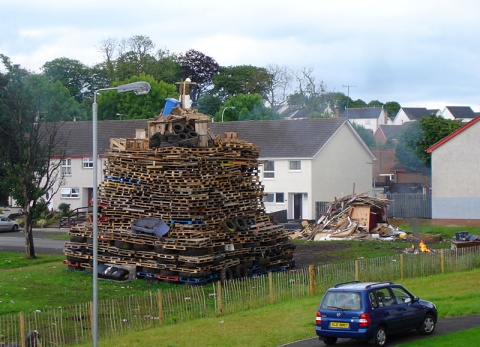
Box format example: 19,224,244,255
293,193,303,219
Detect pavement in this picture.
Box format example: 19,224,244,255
281,314,480,346
0,227,67,254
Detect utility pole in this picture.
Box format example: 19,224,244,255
343,85,356,119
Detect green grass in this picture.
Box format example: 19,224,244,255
397,327,480,347
72,268,480,347
0,252,211,315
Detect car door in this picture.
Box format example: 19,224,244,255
390,286,424,330
0,217,8,231
369,288,400,331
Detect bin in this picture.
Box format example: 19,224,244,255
162,98,181,115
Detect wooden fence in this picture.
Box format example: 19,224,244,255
386,193,431,219
1,246,479,346
316,193,432,220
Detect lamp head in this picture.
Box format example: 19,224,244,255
117,82,151,95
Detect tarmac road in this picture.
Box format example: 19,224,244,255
0,228,66,254
281,314,480,346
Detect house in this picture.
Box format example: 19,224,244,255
51,118,376,222
274,103,309,119
392,107,438,125
374,124,405,146
436,106,478,123
426,116,480,219
339,107,391,132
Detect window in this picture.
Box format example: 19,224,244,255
83,157,94,168
61,187,79,198
264,192,284,203
61,159,72,175
289,160,301,171
263,161,275,178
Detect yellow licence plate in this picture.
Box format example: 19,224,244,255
330,322,349,329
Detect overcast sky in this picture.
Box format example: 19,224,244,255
2,0,479,110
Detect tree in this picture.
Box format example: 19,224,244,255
0,55,72,259
96,74,177,120
351,122,376,148
42,57,94,105
384,101,401,119
396,115,463,175
214,94,281,122
212,65,272,101
265,63,292,107
177,49,219,96
197,93,222,117
151,48,182,84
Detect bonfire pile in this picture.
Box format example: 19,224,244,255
291,194,408,242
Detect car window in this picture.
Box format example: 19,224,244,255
372,288,395,307
391,286,412,304
321,292,362,310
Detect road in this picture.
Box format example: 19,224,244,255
0,228,66,254
280,314,480,346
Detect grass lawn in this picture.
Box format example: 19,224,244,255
72,268,480,347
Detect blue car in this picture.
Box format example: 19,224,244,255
315,281,437,346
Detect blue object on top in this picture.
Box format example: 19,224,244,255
162,98,181,115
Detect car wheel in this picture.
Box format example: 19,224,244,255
373,326,387,347
323,337,337,345
12,224,19,232
418,314,436,335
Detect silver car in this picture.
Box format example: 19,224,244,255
0,216,19,232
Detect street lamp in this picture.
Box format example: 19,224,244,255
221,106,235,122
91,81,150,347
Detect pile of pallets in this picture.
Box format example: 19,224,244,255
64,112,295,283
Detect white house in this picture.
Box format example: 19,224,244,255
339,107,391,132
51,118,376,221
436,106,477,123
426,116,480,219
392,107,438,125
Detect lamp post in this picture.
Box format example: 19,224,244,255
91,81,150,347
221,106,235,122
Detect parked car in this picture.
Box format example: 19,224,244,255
0,216,20,232
315,281,437,346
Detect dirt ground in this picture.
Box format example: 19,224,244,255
292,242,352,269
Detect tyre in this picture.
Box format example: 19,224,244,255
233,264,249,279
221,219,237,233
234,217,248,231
70,235,86,243
418,314,436,335
172,123,185,134
323,337,337,346
11,224,19,232
185,124,195,132
187,131,198,138
373,326,387,347
220,267,233,283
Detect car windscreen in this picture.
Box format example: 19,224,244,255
321,291,362,310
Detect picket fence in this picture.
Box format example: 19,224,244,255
1,246,480,346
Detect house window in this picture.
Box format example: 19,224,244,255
83,158,94,168
61,187,79,198
263,161,275,178
264,192,284,203
289,160,301,171
61,159,72,175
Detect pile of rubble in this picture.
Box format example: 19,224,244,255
64,109,295,284
291,194,409,242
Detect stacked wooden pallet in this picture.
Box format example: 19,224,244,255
65,112,295,283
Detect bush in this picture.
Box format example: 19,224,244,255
58,203,71,216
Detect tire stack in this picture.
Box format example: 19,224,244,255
64,112,295,283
